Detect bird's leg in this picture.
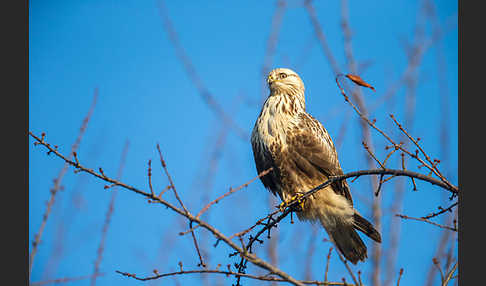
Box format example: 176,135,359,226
277,193,306,212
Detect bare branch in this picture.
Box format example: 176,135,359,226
156,143,206,267
196,167,273,219
116,269,351,285
29,132,305,286
390,114,452,192
422,202,458,220
395,214,457,232
29,130,459,286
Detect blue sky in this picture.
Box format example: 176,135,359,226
29,0,457,285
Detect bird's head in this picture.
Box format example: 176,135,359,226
267,68,305,96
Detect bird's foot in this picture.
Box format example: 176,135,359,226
277,193,306,212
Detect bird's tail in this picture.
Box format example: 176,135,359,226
353,213,382,243
327,221,368,264
323,213,381,265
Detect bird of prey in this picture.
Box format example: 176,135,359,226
251,67,381,264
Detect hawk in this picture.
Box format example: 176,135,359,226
251,68,381,264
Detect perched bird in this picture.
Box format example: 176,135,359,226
251,67,381,264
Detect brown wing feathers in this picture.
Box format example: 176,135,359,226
287,119,354,204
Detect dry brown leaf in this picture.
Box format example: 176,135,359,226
345,74,376,91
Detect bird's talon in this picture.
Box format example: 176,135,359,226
292,193,306,211
277,194,306,212
277,201,288,212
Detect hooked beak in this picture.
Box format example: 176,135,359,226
267,74,278,86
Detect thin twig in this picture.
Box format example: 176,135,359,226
147,159,155,196
324,247,333,283
390,114,453,191
228,211,279,240
156,143,206,267
395,214,457,232
396,268,404,286
401,152,417,191
362,141,387,197
422,202,458,220
196,168,273,219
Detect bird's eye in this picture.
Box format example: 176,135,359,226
279,73,287,79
